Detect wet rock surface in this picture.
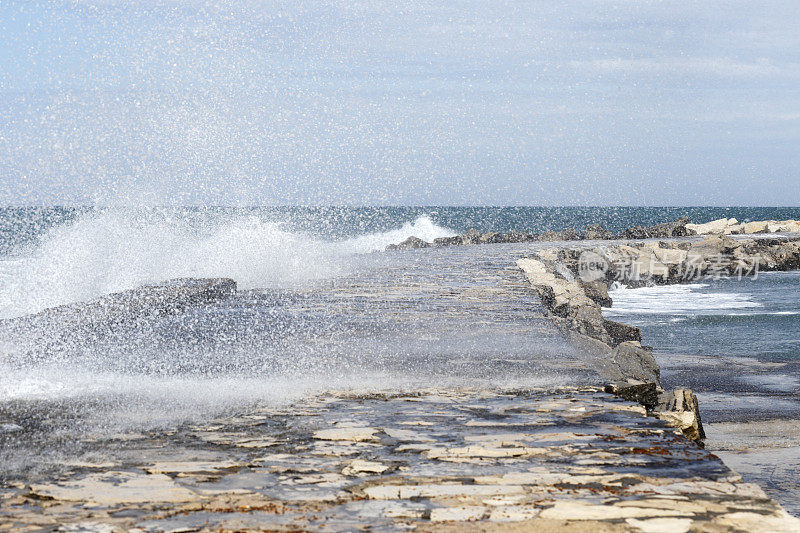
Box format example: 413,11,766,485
2,388,798,532
0,278,237,365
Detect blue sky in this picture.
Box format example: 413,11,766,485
0,0,798,206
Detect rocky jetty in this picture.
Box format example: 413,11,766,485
513,233,800,445
385,217,800,250
2,388,798,531
687,218,800,235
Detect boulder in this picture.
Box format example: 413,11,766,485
689,234,739,257
433,236,462,247
582,224,613,240
564,329,612,357
579,280,612,307
500,231,536,243
604,380,659,410
686,218,736,235
478,231,501,244
460,228,482,245
603,319,642,346
608,341,660,386
386,236,430,250
620,225,650,239
655,389,705,442
539,228,580,241
647,217,694,238
742,221,770,234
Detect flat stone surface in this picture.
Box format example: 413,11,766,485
2,388,798,531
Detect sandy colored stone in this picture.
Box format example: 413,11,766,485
488,505,541,522
539,501,689,520
31,472,197,505
425,445,548,460
383,427,434,442
342,459,389,475
625,517,693,533
715,511,800,533
312,426,379,442
146,460,240,474
363,483,525,500
430,505,487,522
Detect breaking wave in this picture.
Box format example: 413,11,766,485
0,210,455,318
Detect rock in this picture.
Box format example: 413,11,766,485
609,341,660,386
742,221,770,233
30,472,197,505
539,228,580,241
582,224,613,240
363,483,525,500
430,506,488,522
605,380,659,410
500,231,537,243
688,235,739,265
0,278,237,364
768,220,800,234
478,231,501,244
767,241,800,270
647,217,694,238
565,330,612,357
433,236,462,247
460,228,482,245
540,500,687,520
386,236,430,250
603,319,642,346
655,389,705,442
579,280,612,307
686,218,737,235
652,247,688,267
342,459,388,476
313,427,379,442
621,225,650,239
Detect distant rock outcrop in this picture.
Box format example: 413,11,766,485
385,216,800,252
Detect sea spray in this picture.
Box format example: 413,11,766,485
0,209,456,318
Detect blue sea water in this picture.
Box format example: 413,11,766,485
605,272,800,364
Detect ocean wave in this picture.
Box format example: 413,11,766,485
0,210,456,318
339,215,456,254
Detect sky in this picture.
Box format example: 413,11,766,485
0,0,798,206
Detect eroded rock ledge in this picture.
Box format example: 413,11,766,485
516,233,800,443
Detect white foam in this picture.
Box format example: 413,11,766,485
605,283,762,316
339,215,457,254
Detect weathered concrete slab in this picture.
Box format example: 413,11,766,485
1,388,797,531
